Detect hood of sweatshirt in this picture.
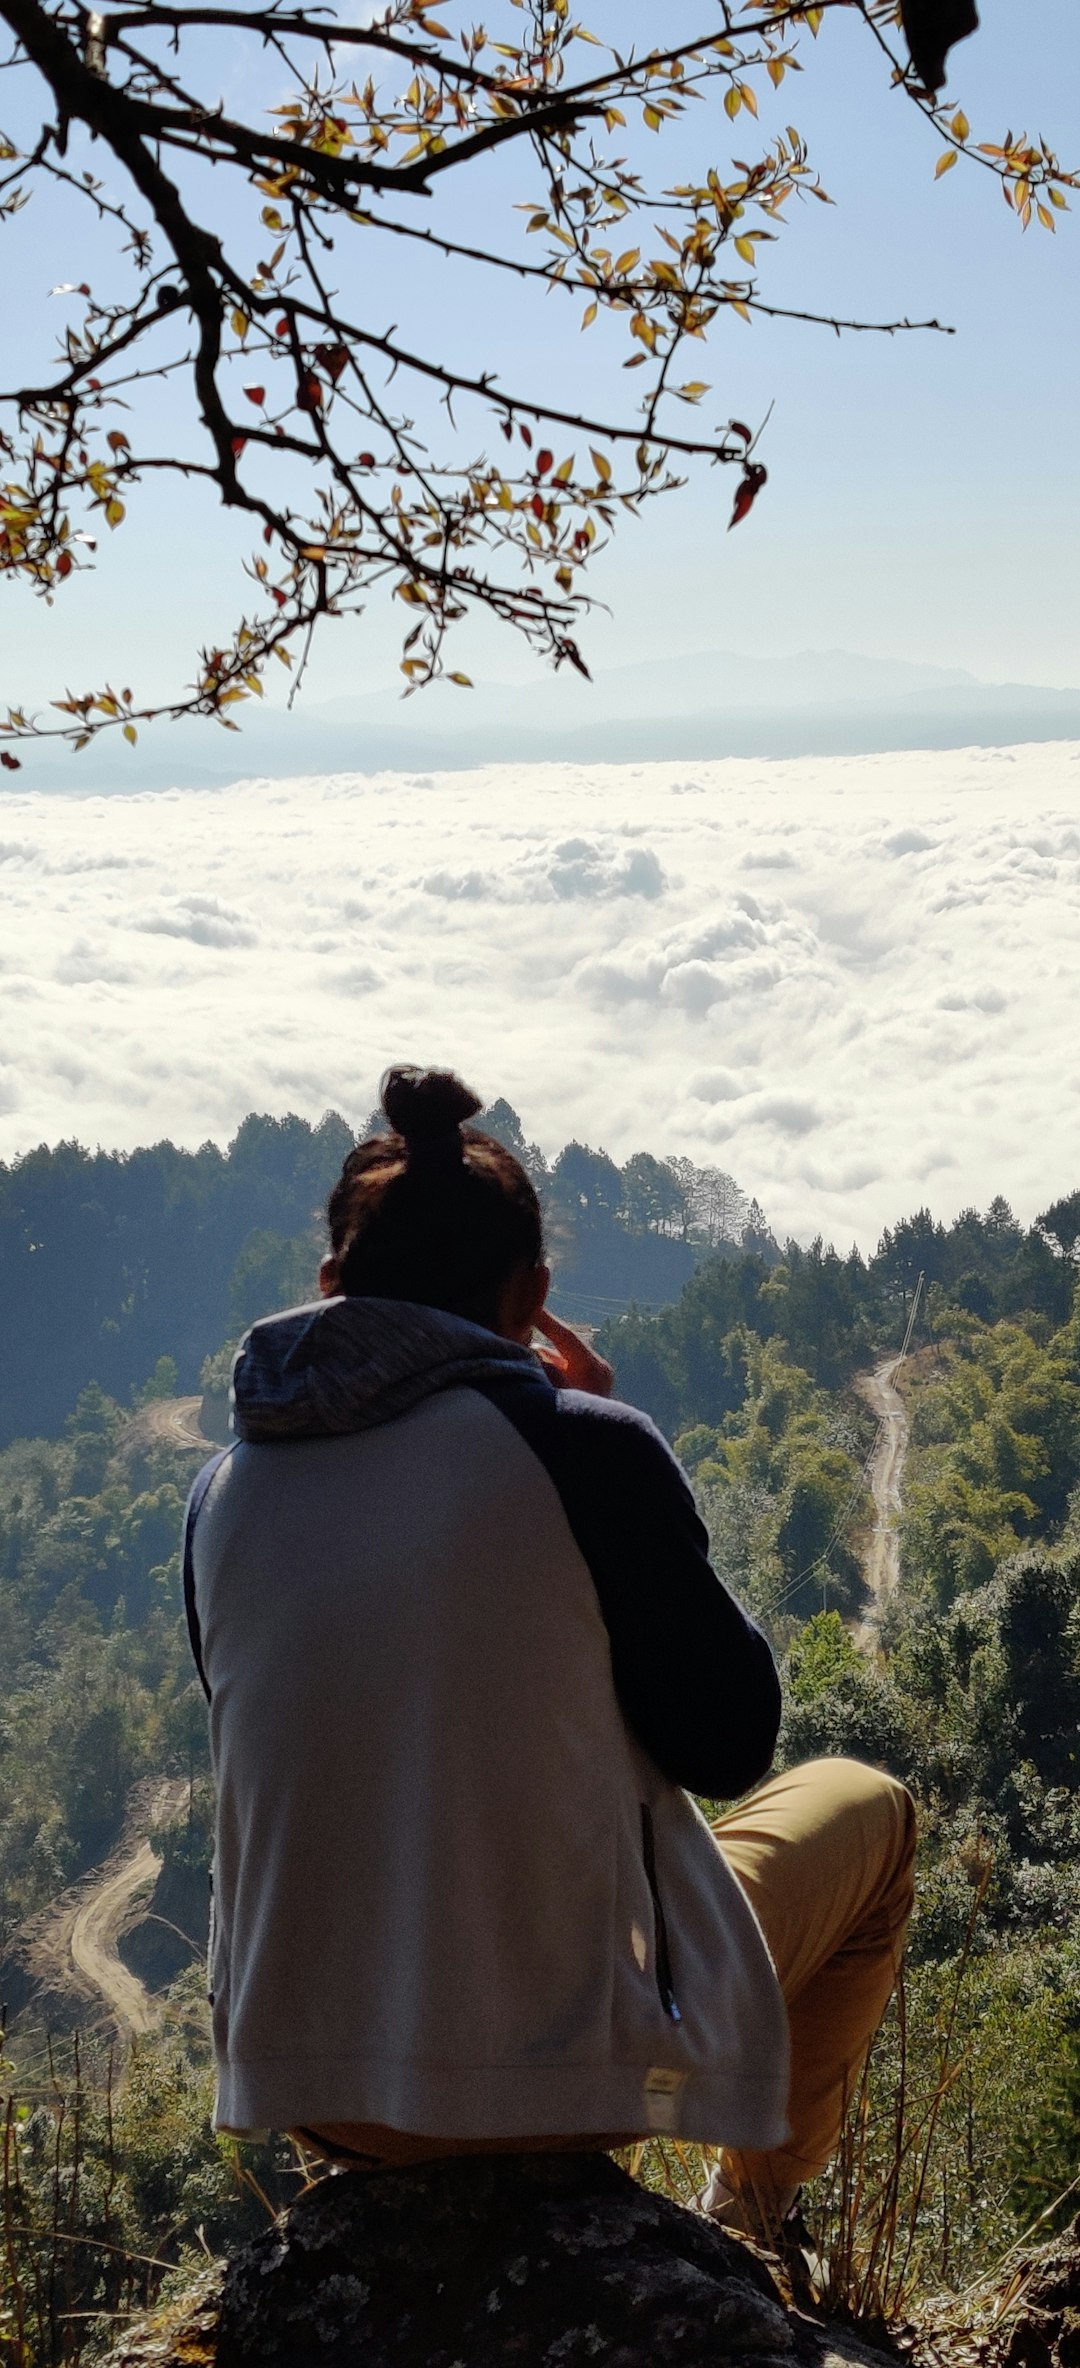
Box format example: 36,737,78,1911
230,1294,546,1443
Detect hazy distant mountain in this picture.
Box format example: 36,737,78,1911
18,646,1080,792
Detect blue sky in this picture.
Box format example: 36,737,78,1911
2,7,1080,1231
2,0,1079,724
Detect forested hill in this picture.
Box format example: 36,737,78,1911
7,1159,1080,2319
608,1190,1080,1434
0,1104,771,1445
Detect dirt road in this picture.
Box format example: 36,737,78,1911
126,1395,216,1455
67,1779,188,2042
854,1357,909,1650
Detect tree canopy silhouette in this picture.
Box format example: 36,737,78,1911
0,0,1071,762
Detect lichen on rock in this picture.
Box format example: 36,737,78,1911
217,2150,798,2366
103,2150,914,2368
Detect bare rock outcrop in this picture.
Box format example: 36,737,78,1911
102,2151,902,2368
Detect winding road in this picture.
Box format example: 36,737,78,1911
67,1779,188,2041
854,1356,910,1649
48,1401,216,2041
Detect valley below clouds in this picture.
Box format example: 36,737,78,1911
2,740,1079,1248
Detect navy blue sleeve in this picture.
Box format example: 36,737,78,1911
475,1374,780,1799
183,1449,231,1700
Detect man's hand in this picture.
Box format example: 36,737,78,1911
534,1308,614,1399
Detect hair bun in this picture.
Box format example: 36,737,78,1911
380,1065,482,1143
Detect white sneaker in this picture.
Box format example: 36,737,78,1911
697,2166,800,2242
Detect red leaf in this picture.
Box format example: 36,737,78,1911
231,434,247,457
56,549,73,577
0,751,21,770
727,462,767,531
271,587,287,606
530,493,545,519
297,370,323,413
358,452,376,468
519,423,533,448
730,419,752,441
555,637,591,681
87,377,101,391
275,317,290,338
315,341,348,384
243,384,266,406
536,448,554,476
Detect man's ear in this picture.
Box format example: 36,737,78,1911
532,1262,552,1326
516,1261,550,1338
496,1260,550,1343
319,1254,340,1298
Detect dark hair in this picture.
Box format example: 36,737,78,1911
327,1065,544,1328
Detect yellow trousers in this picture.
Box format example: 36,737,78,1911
711,1755,917,2214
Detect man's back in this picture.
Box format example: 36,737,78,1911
189,1304,788,2148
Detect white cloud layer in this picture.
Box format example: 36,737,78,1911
2,743,1080,1250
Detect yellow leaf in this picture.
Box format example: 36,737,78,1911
724,85,740,119
643,104,662,132
231,308,249,340
447,671,473,686
728,297,751,323
261,206,283,229
590,447,612,484
123,723,138,746
950,109,970,142
767,58,785,86
581,300,598,330
553,455,575,483
105,498,126,528
734,234,755,264
614,249,640,275
1037,201,1055,231
739,83,758,117
935,149,957,178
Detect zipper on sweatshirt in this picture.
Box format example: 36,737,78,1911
640,1804,682,2023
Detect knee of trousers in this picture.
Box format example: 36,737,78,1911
799,1756,917,1902
846,1759,917,1921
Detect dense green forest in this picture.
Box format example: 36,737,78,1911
5,1121,1080,2357
0,1103,769,1444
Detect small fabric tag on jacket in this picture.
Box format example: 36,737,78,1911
643,2065,686,2133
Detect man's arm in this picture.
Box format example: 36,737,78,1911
477,1375,781,1798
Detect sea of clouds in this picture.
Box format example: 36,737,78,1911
2,740,1079,1249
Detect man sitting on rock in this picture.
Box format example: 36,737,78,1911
183,1064,915,2243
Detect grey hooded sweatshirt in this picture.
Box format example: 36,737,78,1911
184,1296,790,2146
